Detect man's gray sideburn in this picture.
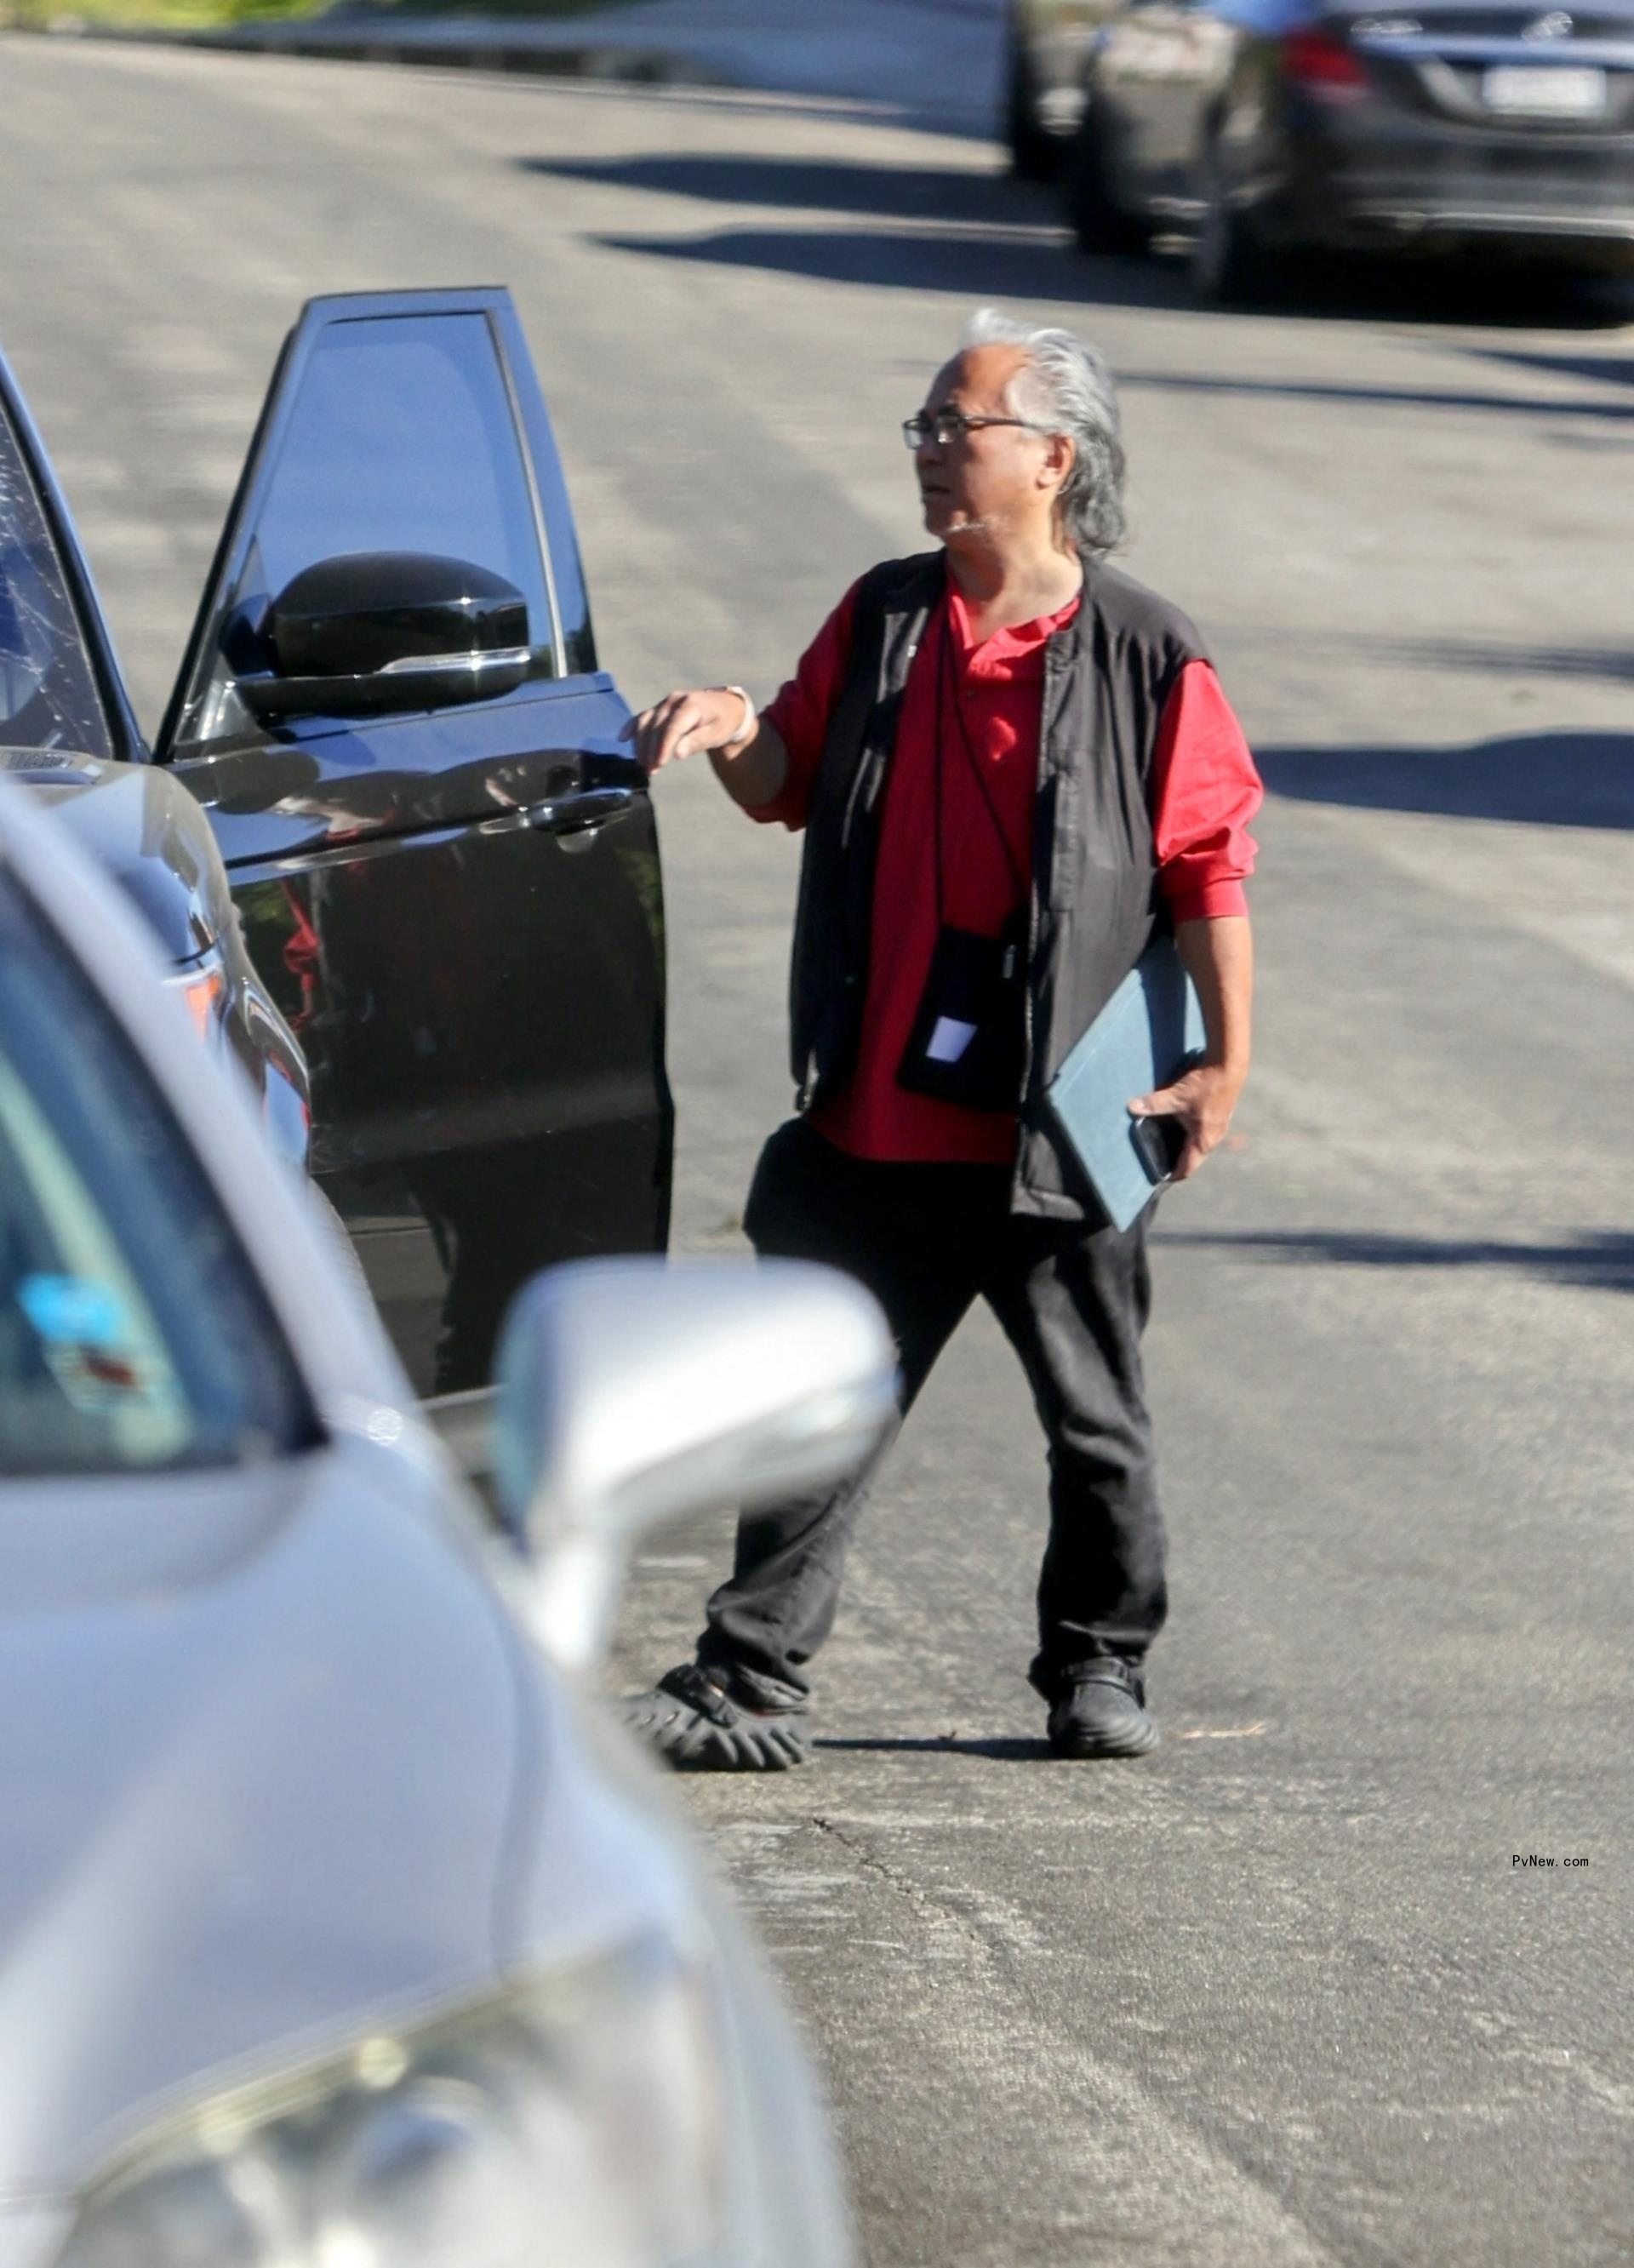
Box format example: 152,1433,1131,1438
961,306,1128,555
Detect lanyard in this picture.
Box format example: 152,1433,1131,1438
930,603,1030,934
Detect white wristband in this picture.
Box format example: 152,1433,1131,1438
716,684,757,751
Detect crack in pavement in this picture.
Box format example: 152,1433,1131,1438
786,1811,1344,2265
811,1810,1043,1962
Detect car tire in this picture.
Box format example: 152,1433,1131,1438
1191,148,1274,306
1004,21,1059,183
1063,106,1149,256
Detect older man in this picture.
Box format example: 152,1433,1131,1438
625,310,1261,1768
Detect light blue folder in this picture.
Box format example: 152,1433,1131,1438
1045,940,1205,1232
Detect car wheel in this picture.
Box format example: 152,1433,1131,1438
1191,148,1274,305
1004,23,1059,183
1063,106,1149,256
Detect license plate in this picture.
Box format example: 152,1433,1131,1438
1482,64,1608,116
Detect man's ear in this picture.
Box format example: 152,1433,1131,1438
1042,432,1075,494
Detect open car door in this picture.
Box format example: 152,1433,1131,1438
156,289,672,1395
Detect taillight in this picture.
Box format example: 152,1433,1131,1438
1281,27,1370,94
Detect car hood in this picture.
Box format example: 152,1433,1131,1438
0,1433,526,2201
12,754,229,964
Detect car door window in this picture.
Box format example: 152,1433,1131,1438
176,311,559,753
0,872,316,1475
0,402,113,763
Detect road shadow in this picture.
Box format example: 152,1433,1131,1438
1260,731,1634,830
517,145,1634,330
1160,1229,1634,1294
1466,347,1634,391
1116,365,1634,421
588,223,1634,334
816,1734,1055,1760
592,220,1192,311
1300,637,1634,690
520,151,1025,228
1212,250,1634,331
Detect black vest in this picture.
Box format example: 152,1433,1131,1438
788,549,1207,1220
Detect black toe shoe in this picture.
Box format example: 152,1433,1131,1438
1047,1659,1159,1758
624,1663,811,1772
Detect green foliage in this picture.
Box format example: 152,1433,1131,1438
0,0,635,23
5,0,323,25
3,0,635,24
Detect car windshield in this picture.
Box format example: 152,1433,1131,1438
0,868,317,1475
0,396,113,761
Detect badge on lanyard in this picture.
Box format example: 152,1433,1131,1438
896,612,1029,1114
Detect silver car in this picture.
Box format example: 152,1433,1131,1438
0,774,894,2268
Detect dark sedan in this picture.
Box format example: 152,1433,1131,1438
1049,0,1634,296
1006,1,1112,176
1,288,672,1395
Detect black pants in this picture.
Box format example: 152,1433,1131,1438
696,1119,1167,1709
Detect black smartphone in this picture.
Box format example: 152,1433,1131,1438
1130,1110,1188,1186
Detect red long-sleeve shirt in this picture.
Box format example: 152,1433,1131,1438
754,580,1262,1165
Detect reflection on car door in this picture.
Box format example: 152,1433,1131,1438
157,291,672,1395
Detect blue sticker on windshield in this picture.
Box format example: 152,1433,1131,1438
19,1275,128,1349
18,1274,161,1414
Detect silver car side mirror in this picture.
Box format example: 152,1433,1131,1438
491,1258,896,1672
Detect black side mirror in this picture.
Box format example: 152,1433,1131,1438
240,552,533,722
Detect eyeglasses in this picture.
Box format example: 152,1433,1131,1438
901,411,1049,451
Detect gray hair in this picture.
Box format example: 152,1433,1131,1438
960,307,1127,556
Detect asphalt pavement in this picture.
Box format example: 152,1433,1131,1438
2,33,1631,2264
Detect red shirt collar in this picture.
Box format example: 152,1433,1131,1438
945,583,1084,674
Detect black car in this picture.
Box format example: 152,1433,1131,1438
1005,1,1115,178
1037,0,1634,296
0,288,672,1395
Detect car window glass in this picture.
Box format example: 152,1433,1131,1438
0,874,317,1475
0,402,113,763
180,313,556,751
